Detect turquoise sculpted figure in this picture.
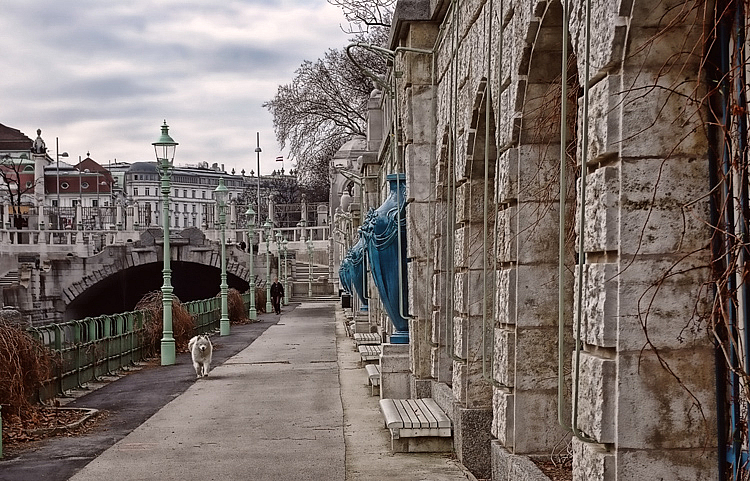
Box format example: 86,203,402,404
361,173,409,343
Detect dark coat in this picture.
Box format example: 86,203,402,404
270,281,284,298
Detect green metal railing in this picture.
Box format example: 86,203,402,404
29,294,251,402
1,294,255,458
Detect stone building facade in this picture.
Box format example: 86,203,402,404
339,0,744,479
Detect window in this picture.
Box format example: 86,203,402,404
61,182,69,190
23,165,34,172
145,188,150,196
183,189,187,197
192,204,196,213
25,181,32,188
81,182,89,189
192,190,196,198
52,200,58,207
92,200,98,208
134,187,139,196
202,191,206,199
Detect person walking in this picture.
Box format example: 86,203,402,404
270,276,284,314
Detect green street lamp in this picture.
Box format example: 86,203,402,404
274,230,283,304
263,219,273,313
282,238,289,305
215,178,230,336
307,238,313,298
153,120,178,366
245,205,257,320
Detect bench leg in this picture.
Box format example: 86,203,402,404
388,431,453,453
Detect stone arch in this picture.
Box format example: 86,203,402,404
429,127,455,385
451,77,497,409
491,0,575,455
58,243,252,320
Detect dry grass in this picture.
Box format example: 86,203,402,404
135,291,196,356
0,320,53,421
227,288,248,322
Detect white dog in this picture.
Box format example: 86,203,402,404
188,335,213,378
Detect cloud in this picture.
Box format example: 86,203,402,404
0,0,350,174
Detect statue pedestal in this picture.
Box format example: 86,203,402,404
380,343,410,399
354,312,370,334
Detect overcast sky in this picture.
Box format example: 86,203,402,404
0,0,351,175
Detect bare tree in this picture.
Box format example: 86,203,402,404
0,155,36,229
328,0,395,33
264,28,388,197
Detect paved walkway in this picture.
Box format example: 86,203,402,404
57,301,472,480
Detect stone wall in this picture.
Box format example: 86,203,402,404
383,0,719,479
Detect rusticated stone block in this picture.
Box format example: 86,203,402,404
496,267,516,326
577,166,619,253
616,348,716,451
495,206,516,263
492,388,514,444
456,180,496,224
583,76,621,163
573,262,618,348
493,327,515,388
615,445,718,480
619,70,707,160
569,2,627,78
454,223,492,270
619,156,711,256
406,202,432,261
454,269,493,317
405,143,434,203
616,257,711,351
573,351,616,444
496,147,518,203
572,438,615,481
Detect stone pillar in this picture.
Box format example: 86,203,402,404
116,202,123,230
380,343,410,399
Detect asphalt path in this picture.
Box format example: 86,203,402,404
0,310,283,481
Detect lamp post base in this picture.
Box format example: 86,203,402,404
220,320,230,336
248,307,257,321
161,338,176,365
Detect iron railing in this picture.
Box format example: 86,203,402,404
29,293,251,402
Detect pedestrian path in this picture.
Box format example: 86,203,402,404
69,302,344,481
64,301,472,480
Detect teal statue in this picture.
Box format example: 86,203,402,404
361,173,409,343
339,257,353,294
348,235,369,310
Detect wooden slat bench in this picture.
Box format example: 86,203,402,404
353,332,381,346
344,319,355,337
365,363,380,395
358,344,381,363
378,398,453,452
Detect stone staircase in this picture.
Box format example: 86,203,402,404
289,261,336,302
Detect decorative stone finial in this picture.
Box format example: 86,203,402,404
32,129,46,154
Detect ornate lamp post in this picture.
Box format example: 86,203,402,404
153,121,178,366
245,206,257,320
215,178,230,336
263,219,273,313
307,238,313,298
282,238,289,305
274,230,283,303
